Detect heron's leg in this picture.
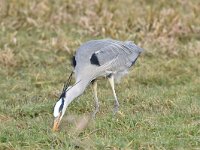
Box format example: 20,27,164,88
108,75,119,114
91,80,99,118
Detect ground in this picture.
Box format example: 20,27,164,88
0,0,200,149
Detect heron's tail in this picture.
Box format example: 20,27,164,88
125,41,144,54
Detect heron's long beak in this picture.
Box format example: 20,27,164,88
52,113,61,132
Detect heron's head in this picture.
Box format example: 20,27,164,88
52,98,65,131
52,86,72,131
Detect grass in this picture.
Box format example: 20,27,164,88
0,0,200,149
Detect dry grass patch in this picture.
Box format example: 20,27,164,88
0,48,16,67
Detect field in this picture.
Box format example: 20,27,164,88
0,0,200,149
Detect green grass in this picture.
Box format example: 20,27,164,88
0,0,200,149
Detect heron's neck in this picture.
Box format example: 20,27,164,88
62,80,89,113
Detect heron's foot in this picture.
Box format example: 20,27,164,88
92,109,98,118
91,105,99,119
113,103,119,115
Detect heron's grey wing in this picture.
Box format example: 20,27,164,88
90,41,143,71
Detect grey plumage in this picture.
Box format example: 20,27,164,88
53,39,143,130
74,39,143,82
72,39,143,116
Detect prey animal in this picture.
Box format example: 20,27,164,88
52,39,143,131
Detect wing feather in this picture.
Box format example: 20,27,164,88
90,41,143,70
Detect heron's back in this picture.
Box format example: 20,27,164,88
74,39,143,81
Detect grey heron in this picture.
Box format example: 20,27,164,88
52,39,143,131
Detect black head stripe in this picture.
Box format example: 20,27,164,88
59,98,65,112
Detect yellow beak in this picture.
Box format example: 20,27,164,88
52,113,61,132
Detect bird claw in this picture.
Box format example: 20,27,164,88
91,107,99,119
91,111,97,119
113,104,119,115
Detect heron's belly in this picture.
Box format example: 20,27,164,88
75,62,128,83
